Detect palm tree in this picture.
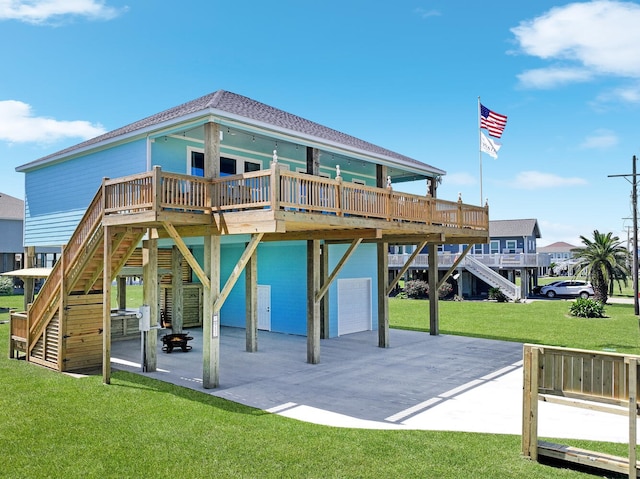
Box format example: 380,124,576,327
571,230,630,303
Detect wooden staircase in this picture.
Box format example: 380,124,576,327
19,187,145,372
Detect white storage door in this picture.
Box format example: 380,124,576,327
257,285,271,331
337,278,372,336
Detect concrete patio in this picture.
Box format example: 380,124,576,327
111,326,636,443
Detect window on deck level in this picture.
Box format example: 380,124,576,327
189,148,261,176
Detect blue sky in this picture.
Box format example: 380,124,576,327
1,1,640,247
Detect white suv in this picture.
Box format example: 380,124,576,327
540,280,594,299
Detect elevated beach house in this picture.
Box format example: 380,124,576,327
9,90,488,388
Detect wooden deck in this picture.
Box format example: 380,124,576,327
101,165,489,243
10,163,488,374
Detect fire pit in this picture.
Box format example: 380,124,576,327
161,333,194,353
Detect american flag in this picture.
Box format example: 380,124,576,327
480,103,507,138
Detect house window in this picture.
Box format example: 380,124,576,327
244,161,260,172
190,150,204,176
188,147,261,176
490,240,499,254
221,157,236,175
474,244,484,254
505,240,517,253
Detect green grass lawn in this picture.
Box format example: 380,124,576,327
1,290,637,477
390,298,640,354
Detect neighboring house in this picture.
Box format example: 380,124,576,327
390,218,548,300
10,89,488,387
538,241,578,276
0,192,24,274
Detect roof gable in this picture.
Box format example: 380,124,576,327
0,192,24,220
538,241,578,252
18,90,443,175
489,219,541,238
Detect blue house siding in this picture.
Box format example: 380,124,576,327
188,240,378,338
190,241,309,336
24,140,147,246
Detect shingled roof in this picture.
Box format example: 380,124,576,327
18,90,442,175
0,192,24,220
538,241,577,252
489,219,541,238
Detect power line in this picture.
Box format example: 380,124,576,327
608,155,639,316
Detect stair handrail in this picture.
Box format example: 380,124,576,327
463,255,520,300
28,186,105,343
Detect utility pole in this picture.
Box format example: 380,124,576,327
609,155,639,316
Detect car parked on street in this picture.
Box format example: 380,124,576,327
539,280,594,299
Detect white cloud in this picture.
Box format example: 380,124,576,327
516,67,593,89
0,0,126,24
0,100,105,143
537,219,586,247
414,8,440,19
512,1,640,88
580,129,618,149
511,171,588,190
595,84,640,105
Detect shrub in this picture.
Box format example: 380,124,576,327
0,276,13,295
569,298,605,318
403,280,428,299
426,281,454,299
488,287,509,302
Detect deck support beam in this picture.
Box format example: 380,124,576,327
163,222,210,290
142,236,158,372
377,241,389,348
245,245,258,352
203,234,220,388
203,120,221,389
307,240,321,364
428,243,439,335
321,243,329,339
171,245,184,333
102,226,112,384
23,246,36,310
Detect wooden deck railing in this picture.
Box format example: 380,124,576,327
26,185,105,352
522,344,640,478
101,165,489,231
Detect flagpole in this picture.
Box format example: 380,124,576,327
478,96,483,205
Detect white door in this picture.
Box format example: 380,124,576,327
337,278,372,336
257,285,271,331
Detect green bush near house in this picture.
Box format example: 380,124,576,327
0,276,14,295
403,279,429,298
488,287,508,302
569,298,605,318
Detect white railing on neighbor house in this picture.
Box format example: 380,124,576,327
463,256,520,301
388,252,551,269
